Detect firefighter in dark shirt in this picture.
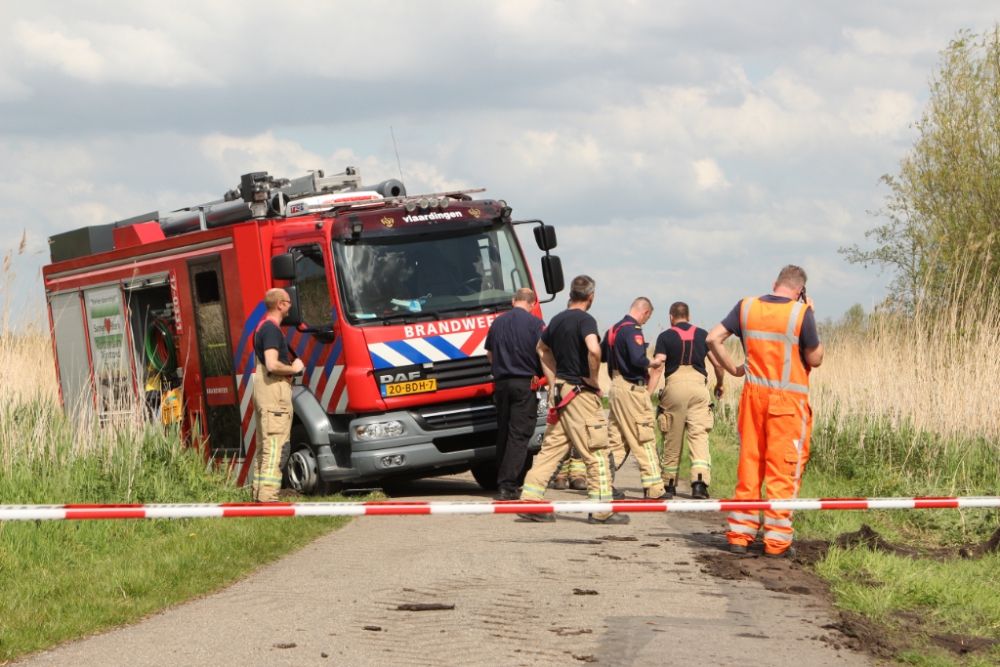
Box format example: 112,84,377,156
519,275,627,524
485,288,545,500
648,302,724,499
601,297,667,499
251,288,304,503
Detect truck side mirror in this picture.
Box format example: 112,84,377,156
280,285,303,327
271,253,297,281
533,225,557,251
541,255,564,296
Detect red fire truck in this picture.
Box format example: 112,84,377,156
44,168,564,493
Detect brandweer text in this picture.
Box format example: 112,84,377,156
403,315,496,339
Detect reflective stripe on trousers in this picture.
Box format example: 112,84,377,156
726,382,811,554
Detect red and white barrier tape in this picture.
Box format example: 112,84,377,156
1,496,998,521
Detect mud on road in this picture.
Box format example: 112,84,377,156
17,461,873,667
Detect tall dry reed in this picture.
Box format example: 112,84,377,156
0,235,158,478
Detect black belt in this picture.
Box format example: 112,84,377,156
615,375,646,388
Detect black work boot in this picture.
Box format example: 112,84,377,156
644,487,671,500
588,513,630,525
517,512,556,522
663,478,676,499
691,474,710,499
611,486,626,501
765,546,797,559
496,488,519,501
569,478,588,491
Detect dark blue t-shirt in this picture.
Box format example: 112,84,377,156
254,320,290,366
484,307,544,380
600,315,650,383
654,322,709,378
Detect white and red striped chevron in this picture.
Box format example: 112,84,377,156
1,497,998,521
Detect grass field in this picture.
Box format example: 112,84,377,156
639,296,1000,664
0,253,356,662
664,383,1000,665
0,402,355,663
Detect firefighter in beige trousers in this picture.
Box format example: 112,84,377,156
519,275,627,525
601,298,667,499
648,302,724,499
251,288,304,503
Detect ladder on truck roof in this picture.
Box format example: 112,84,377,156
48,167,402,263
49,165,488,264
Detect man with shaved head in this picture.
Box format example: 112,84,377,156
600,297,667,500
648,301,725,500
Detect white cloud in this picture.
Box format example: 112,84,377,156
842,88,918,137
13,20,216,86
0,1,995,327
693,158,729,190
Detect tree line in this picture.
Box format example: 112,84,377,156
840,26,1000,314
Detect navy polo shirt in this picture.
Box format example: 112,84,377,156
484,307,544,380
600,314,650,383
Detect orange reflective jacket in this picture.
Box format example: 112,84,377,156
739,297,810,396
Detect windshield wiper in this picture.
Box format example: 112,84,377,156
435,304,512,317
378,310,442,325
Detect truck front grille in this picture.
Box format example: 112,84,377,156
410,400,497,431
424,356,493,390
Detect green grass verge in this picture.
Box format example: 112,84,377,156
0,515,347,661
0,405,355,662
670,403,1000,665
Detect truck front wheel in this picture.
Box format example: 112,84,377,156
286,425,319,495
471,461,499,491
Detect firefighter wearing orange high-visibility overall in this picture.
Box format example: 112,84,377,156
706,266,824,557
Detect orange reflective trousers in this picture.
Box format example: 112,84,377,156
726,296,813,555
726,384,811,554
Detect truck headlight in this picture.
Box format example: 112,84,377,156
355,421,405,441
536,392,549,416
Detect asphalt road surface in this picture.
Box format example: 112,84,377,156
17,459,872,667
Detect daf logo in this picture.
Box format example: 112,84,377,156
380,371,421,383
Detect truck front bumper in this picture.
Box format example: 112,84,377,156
321,405,546,483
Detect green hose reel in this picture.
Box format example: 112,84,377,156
145,319,177,375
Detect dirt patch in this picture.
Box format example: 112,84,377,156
396,603,454,611
697,528,1000,661
834,524,1000,562
823,611,900,658
928,632,999,655
959,525,1000,559
834,525,927,559
696,547,826,596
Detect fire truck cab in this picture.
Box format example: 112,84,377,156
44,168,565,492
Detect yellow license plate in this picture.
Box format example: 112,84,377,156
383,378,437,397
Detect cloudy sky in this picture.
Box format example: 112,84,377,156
2,2,997,331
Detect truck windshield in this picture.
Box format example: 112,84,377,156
332,221,531,324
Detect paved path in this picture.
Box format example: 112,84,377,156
18,460,871,666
